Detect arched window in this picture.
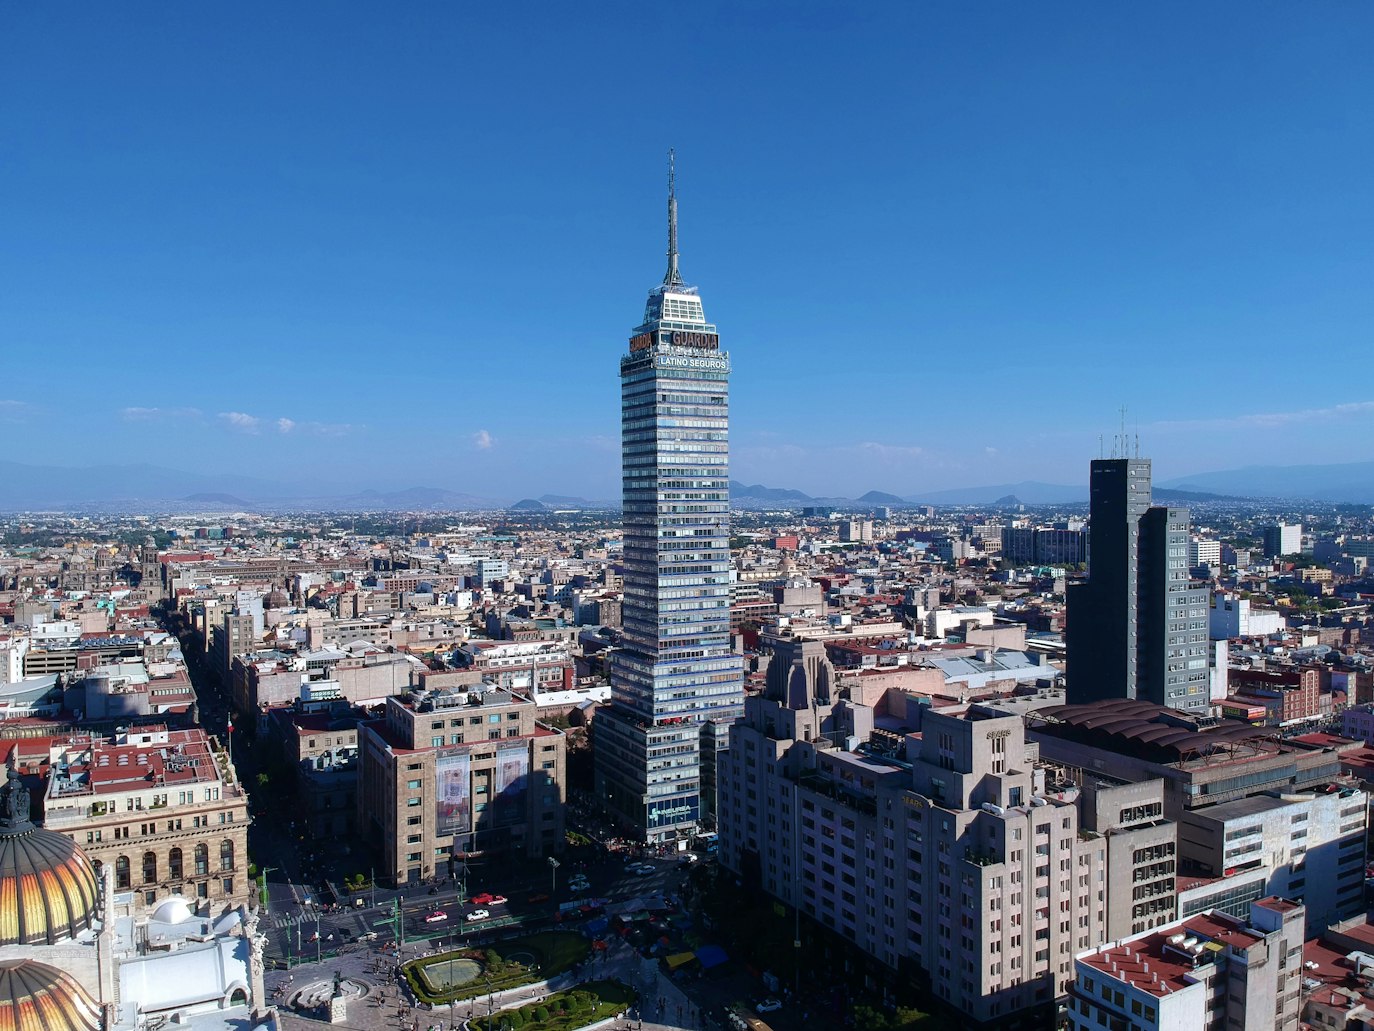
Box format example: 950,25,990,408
169,847,183,880
194,843,209,877
115,855,131,890
142,851,158,884
220,840,234,872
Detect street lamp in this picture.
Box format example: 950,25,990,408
547,856,559,894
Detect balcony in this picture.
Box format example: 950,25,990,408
962,847,1002,869
796,771,877,818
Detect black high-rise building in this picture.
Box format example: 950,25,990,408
1067,458,1210,711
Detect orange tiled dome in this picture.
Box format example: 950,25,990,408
0,762,99,946
0,960,100,1031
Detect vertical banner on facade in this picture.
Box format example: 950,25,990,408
435,753,471,836
494,745,529,821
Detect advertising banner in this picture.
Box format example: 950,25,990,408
435,753,471,837
494,744,529,820
646,795,699,829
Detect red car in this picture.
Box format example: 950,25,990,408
527,893,550,904
470,893,494,905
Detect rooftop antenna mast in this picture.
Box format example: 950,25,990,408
664,149,683,287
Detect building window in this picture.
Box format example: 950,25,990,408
115,855,131,890
169,848,183,880
221,840,234,871
143,852,158,884
195,843,209,877
222,878,234,895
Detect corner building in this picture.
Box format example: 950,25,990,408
357,686,566,886
719,645,1112,1028
595,165,744,844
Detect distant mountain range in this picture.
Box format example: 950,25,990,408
1158,460,1374,504
0,458,1371,512
728,479,1235,508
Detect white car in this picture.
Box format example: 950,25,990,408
627,863,655,875
755,999,782,1014
466,909,490,922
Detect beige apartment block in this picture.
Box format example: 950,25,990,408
357,686,566,887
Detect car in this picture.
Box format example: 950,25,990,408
424,910,447,924
755,999,783,1014
470,893,494,905
466,908,490,922
527,892,550,904
628,863,654,875
680,853,699,864
568,877,590,889
359,931,379,943
489,895,507,905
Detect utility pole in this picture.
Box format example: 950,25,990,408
547,856,559,894
370,867,376,910
393,894,405,948
316,911,322,965
259,865,274,910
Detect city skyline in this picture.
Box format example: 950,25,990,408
4,5,1374,501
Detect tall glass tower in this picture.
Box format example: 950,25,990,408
1066,457,1210,712
594,155,744,844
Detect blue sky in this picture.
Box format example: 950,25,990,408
3,3,1372,500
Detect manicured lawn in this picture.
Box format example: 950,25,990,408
471,979,636,1031
405,932,590,1004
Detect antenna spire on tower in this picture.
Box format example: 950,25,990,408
664,148,683,287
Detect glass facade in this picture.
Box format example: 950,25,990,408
594,253,744,843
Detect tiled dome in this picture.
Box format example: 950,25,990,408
0,960,100,1031
0,762,99,946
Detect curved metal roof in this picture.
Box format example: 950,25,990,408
0,960,100,1031
0,761,99,947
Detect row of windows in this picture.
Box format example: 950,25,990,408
112,841,236,888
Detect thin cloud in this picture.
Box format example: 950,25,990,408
218,411,262,434
1152,400,1374,433
276,418,296,434
0,400,33,423
859,441,924,460
120,406,200,422
473,429,494,450
301,420,352,437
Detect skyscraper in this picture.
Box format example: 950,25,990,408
593,155,744,844
1067,458,1210,711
